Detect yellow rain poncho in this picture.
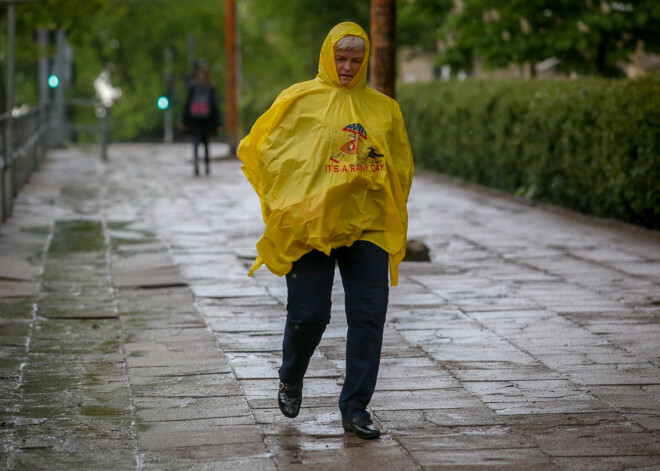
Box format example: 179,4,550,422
238,22,414,285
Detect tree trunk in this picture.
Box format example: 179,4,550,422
224,0,238,154
370,0,397,99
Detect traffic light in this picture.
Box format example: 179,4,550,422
157,95,169,110
48,74,60,88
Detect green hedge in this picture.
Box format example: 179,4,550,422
398,76,660,230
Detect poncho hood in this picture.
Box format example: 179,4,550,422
316,22,370,90
238,23,414,286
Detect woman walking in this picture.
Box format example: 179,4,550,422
238,22,413,439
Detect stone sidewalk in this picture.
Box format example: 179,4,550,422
1,143,659,470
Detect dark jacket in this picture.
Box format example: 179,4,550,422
183,84,221,134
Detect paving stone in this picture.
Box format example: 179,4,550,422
10,450,138,470
509,413,660,457
115,286,195,310
8,417,135,445
620,413,660,432
396,429,540,455
0,280,37,298
560,363,660,386
205,314,285,333
371,389,489,411
190,281,270,299
138,420,264,450
0,254,41,281
447,362,563,382
130,372,243,398
124,347,223,369
141,457,278,471
377,409,505,432
113,265,183,289
141,441,270,462
126,362,232,378
27,318,121,355
551,456,660,471
0,299,35,320
197,295,282,307
253,407,344,436
212,331,284,352
23,351,125,365
265,434,420,471
0,321,30,347
122,326,214,346
134,396,252,422
119,310,206,329
415,450,559,470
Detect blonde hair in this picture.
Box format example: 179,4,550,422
335,35,365,51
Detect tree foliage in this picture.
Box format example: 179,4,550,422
4,0,658,140
5,0,457,138
78,0,225,139
17,0,108,47
397,0,453,51
5,0,376,139
440,0,660,77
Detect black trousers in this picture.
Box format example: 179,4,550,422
192,132,209,173
278,240,389,420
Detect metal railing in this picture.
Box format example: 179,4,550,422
0,103,49,223
0,99,110,224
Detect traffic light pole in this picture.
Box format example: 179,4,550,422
49,29,66,146
37,29,48,127
164,47,173,144
164,109,173,144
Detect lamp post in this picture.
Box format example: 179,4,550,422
164,47,173,144
1,0,41,222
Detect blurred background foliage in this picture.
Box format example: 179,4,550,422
441,0,660,77
0,0,658,227
2,0,658,139
0,0,660,139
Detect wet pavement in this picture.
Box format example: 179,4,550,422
1,143,659,470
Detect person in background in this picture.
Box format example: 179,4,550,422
182,66,221,176
237,22,413,439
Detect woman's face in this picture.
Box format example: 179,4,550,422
334,49,364,87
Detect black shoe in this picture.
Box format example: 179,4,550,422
278,382,302,418
342,415,381,439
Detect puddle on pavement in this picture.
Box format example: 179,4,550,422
47,220,105,255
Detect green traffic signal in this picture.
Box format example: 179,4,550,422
157,96,169,110
48,74,59,88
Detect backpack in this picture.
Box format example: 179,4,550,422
189,87,211,118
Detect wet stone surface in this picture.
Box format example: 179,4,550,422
1,143,659,470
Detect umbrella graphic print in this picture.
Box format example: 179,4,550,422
330,123,367,163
